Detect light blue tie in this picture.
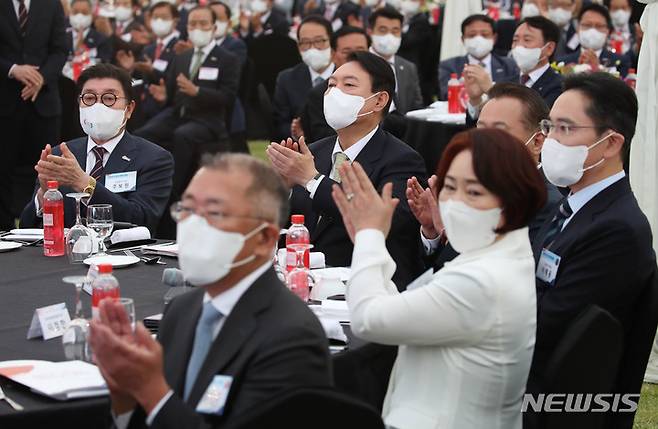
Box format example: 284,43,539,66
184,301,223,400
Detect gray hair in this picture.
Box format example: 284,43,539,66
200,153,289,227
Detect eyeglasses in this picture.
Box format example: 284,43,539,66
170,202,269,225
539,119,604,137
580,23,609,32
80,92,129,108
298,38,330,50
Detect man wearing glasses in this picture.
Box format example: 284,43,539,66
19,63,174,233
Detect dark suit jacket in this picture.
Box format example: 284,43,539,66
399,12,437,105
528,177,656,391
0,0,67,118
393,55,424,115
557,48,631,77
143,35,179,81
219,36,247,67
529,66,563,108
556,20,579,58
128,268,332,429
243,8,290,40
438,53,519,100
309,2,360,26
165,44,240,140
273,62,314,141
20,133,174,233
66,27,112,63
290,128,427,289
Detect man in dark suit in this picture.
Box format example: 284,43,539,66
0,0,67,230
267,52,427,289
438,14,519,100
135,6,240,199
89,153,332,429
557,3,631,77
239,0,290,40
510,16,563,108
67,0,112,63
308,0,360,31
272,15,334,142
210,1,247,66
526,73,655,408
398,6,437,105
113,0,144,39
20,64,173,233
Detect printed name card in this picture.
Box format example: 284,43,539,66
27,303,71,340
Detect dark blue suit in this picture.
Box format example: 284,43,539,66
273,62,314,141
219,35,248,135
219,35,247,67
557,48,631,77
66,27,112,63
20,133,174,233
438,53,519,100
528,66,563,108
143,36,180,81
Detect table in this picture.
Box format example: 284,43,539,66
403,116,468,175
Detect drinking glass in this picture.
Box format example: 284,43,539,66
65,193,95,263
285,243,315,302
61,276,90,361
88,204,114,256
119,297,136,332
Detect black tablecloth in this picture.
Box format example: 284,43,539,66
403,117,467,175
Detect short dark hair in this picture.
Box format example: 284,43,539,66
77,63,134,102
516,16,560,60
487,83,549,133
578,3,613,31
188,5,217,22
368,5,403,29
297,15,333,42
436,129,547,234
346,51,395,116
150,1,179,19
70,0,92,8
209,0,231,20
563,72,637,163
604,0,631,8
330,25,371,50
461,14,496,35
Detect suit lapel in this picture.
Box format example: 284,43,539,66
193,46,220,84
5,0,20,35
102,133,138,183
23,1,39,41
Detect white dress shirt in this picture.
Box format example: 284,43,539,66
156,30,180,52
468,53,493,77
189,40,216,75
563,170,626,230
348,227,536,429
309,63,335,85
306,126,378,198
8,0,31,78
524,62,550,88
114,261,273,429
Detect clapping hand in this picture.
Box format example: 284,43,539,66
177,73,199,96
173,39,193,55
331,162,399,242
579,49,600,69
462,64,492,106
36,143,89,191
406,175,443,240
116,49,136,72
266,136,318,188
149,78,167,103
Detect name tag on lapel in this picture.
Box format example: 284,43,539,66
196,375,233,415
153,59,169,72
105,171,137,193
198,67,219,81
536,248,561,285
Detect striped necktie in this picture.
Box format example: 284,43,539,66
184,301,223,400
541,199,573,249
90,146,107,181
330,152,350,183
18,0,28,37
520,74,530,85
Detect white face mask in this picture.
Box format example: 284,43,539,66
464,36,494,59
400,0,420,16
151,18,174,38
215,20,229,38
114,6,133,22
79,103,127,142
250,0,268,14
521,3,541,19
540,133,613,187
189,28,214,48
439,199,502,254
511,45,544,73
177,214,267,286
70,13,93,31
323,87,379,130
372,34,401,57
579,28,608,51
301,48,332,72
548,7,572,27
611,10,631,29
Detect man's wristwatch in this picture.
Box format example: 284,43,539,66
82,176,97,197
305,172,323,193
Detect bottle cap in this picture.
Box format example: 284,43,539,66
98,264,113,274
450,73,457,79
47,181,59,189
291,214,305,224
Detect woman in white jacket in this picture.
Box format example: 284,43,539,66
331,128,547,429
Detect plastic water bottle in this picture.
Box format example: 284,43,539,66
624,68,637,90
286,215,310,272
91,264,120,319
513,2,521,20
43,180,65,257
448,73,462,114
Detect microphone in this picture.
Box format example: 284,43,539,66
162,268,192,306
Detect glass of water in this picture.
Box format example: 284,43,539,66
88,204,113,256
119,297,136,331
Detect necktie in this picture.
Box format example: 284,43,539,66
190,49,204,80
18,0,28,37
313,76,324,87
184,301,223,400
330,152,350,183
541,199,573,249
520,74,530,85
154,41,164,60
90,146,107,181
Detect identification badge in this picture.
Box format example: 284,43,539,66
567,33,580,51
198,67,219,80
105,171,137,193
196,375,233,415
27,303,71,340
406,268,434,291
153,59,169,72
536,248,561,285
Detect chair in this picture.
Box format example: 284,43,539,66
540,305,624,429
607,269,658,429
228,387,385,429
